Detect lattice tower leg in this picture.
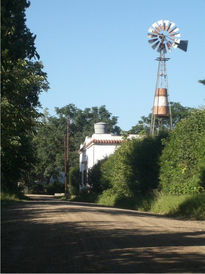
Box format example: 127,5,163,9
150,51,172,135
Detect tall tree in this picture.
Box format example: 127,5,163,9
129,102,194,134
33,105,121,184
1,0,49,191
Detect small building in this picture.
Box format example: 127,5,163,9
79,122,140,188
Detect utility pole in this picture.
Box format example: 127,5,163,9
64,116,70,198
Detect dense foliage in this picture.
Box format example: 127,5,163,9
86,109,205,220
69,167,81,196
88,134,166,206
87,159,111,195
159,110,205,194
32,105,121,184
129,102,194,134
1,0,49,192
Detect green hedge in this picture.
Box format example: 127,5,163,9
92,134,166,205
69,167,80,195
159,110,205,194
45,182,64,195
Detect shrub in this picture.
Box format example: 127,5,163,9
45,181,64,195
71,188,97,203
87,159,110,194
159,110,205,194
114,134,165,194
97,133,167,204
28,182,45,194
69,167,80,196
98,188,118,206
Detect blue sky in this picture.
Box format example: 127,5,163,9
26,0,205,130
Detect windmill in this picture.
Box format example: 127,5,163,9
147,19,188,135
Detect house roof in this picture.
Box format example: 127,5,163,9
88,138,123,146
79,133,140,153
79,138,123,153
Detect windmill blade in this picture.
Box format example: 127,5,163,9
168,22,175,32
166,21,172,32
148,38,158,45
172,38,181,49
152,41,160,50
147,33,158,39
172,42,178,49
163,21,166,30
153,22,161,32
148,27,159,35
148,27,153,33
169,27,179,34
172,38,180,49
174,38,180,44
157,20,164,31
170,32,180,38
166,41,172,51
164,20,170,31
175,40,188,52
148,38,158,44
152,22,158,28
148,27,158,34
152,22,160,30
157,20,163,26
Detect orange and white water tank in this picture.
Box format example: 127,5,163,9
153,88,169,117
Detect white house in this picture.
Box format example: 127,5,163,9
79,122,140,188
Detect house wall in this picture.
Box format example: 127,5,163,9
91,143,120,167
79,143,121,189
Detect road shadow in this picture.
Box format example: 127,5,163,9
1,198,205,273
23,195,176,219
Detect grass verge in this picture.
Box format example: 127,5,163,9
150,192,205,220
1,192,27,206
96,190,205,220
168,192,205,220
63,189,205,220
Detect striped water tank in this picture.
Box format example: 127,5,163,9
153,88,169,117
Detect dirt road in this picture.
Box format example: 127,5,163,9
1,194,205,273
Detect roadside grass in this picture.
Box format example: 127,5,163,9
68,192,98,203
97,191,154,211
168,192,205,220
150,193,188,215
97,189,119,207
96,190,205,220
62,186,205,220
150,192,205,220
1,191,28,206
97,188,154,212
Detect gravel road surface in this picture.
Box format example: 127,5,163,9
1,194,205,273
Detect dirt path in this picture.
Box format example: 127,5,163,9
1,194,205,273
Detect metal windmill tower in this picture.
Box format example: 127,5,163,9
147,20,188,135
